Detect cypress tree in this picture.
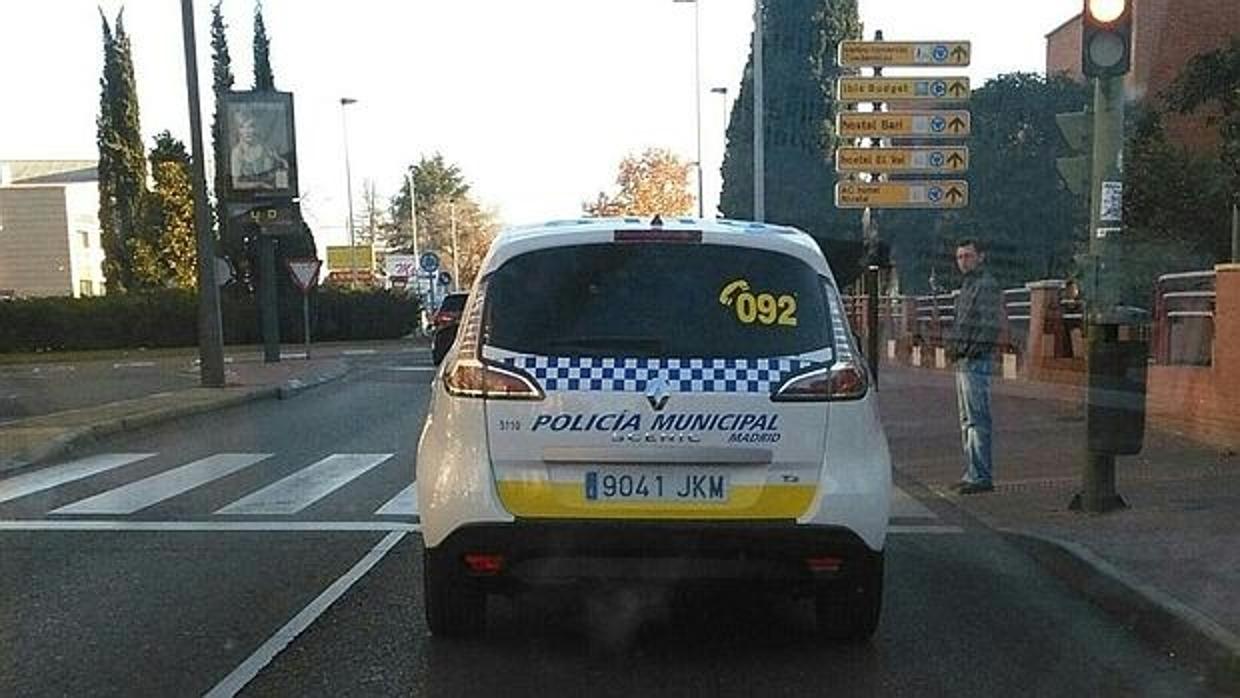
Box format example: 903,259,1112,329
718,0,862,241
253,1,274,90
96,11,125,292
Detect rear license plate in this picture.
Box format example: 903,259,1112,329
583,469,729,503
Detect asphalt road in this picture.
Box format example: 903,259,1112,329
0,357,199,422
0,352,1215,697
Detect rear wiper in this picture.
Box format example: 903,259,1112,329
546,335,664,355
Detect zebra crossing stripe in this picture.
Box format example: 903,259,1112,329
374,482,417,516
0,454,155,504
215,453,394,515
49,454,272,515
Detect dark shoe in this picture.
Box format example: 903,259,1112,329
959,482,995,495
949,481,969,493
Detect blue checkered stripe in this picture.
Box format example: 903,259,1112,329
491,354,830,393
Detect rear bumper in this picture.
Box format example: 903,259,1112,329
429,520,880,594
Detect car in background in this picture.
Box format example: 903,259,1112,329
430,293,469,365
417,217,892,641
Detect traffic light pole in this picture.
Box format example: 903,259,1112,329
1074,73,1127,513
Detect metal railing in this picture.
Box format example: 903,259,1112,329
1154,270,1216,365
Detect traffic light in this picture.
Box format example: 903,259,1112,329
1055,110,1092,196
1081,0,1132,77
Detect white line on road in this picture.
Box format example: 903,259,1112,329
341,349,378,356
375,482,417,516
0,454,156,504
0,520,419,532
384,366,436,373
50,453,272,515
202,530,408,698
112,361,156,369
215,453,394,515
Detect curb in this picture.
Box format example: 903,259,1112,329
999,528,1240,692
0,363,350,475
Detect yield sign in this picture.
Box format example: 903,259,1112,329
286,257,322,292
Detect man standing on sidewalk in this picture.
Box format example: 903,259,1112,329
948,239,1003,494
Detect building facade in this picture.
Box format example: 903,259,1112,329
0,161,105,298
1046,0,1240,152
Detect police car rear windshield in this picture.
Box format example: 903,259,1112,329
483,243,832,359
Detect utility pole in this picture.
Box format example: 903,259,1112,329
179,0,225,387
752,0,765,221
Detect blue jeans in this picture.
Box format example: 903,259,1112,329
955,356,993,485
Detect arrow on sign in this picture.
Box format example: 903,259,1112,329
948,80,968,97
951,45,968,62
948,116,967,133
945,185,966,204
947,152,966,169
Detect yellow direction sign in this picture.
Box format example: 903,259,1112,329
837,77,970,103
836,147,969,174
837,111,971,138
834,181,969,209
839,41,971,67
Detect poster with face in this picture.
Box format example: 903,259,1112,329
222,92,298,199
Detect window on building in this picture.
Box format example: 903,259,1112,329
79,230,91,248
79,279,93,297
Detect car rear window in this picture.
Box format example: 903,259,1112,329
438,294,467,312
484,243,832,358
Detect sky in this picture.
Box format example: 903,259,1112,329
0,0,1081,256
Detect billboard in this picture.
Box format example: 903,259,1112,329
326,245,376,271
221,91,299,200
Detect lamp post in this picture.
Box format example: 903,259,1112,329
673,0,704,217
753,0,765,221
710,86,729,217
340,97,358,287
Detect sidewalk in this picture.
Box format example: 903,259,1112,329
879,364,1240,686
0,356,351,475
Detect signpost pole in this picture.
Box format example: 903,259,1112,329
302,290,311,358
865,33,883,384
260,234,280,362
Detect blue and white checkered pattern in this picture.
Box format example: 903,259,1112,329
487,351,830,393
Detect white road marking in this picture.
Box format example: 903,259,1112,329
341,349,378,356
112,361,156,369
0,520,418,532
202,530,408,698
215,453,394,515
889,525,964,534
375,482,417,516
384,366,436,372
890,486,937,519
0,454,156,504
280,352,308,360
50,453,271,515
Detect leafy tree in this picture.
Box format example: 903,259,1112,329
96,10,149,292
386,155,497,287
253,0,274,90
583,148,695,217
879,73,1088,293
1119,105,1230,304
142,132,199,289
387,154,470,252
719,0,862,240
1164,36,1240,220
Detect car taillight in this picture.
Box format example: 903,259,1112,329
771,362,869,402
444,358,544,400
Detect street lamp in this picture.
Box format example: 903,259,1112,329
753,0,765,221
710,86,729,218
340,97,358,285
673,0,704,218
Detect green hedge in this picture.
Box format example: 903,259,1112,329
0,287,420,353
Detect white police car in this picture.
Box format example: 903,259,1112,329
417,216,891,639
